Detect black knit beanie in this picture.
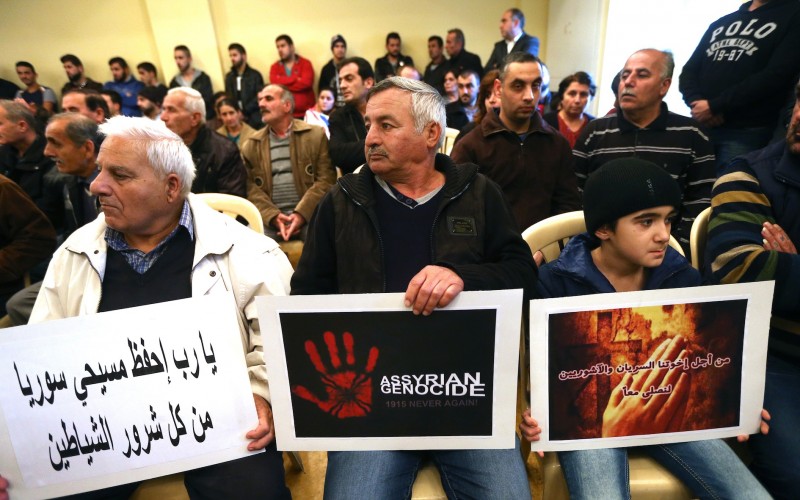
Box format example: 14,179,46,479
583,158,682,234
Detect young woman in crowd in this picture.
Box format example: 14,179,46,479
304,87,335,137
215,98,256,149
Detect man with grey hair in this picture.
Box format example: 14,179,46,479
0,115,294,499
0,100,62,227
452,52,580,231
242,83,335,241
161,87,247,197
291,77,536,498
484,8,540,72
572,48,716,258
444,28,483,79
5,112,102,326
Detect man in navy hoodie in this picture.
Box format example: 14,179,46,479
680,0,800,168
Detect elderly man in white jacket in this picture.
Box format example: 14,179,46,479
2,116,294,500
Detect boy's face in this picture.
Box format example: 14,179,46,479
596,205,676,268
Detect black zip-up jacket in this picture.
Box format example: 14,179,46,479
328,103,367,174
290,154,537,298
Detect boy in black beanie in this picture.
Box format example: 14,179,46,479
519,157,770,498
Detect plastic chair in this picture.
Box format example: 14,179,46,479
440,127,460,156
194,192,264,234
520,210,691,500
689,206,712,270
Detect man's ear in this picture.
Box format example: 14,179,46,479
425,121,441,150
165,173,182,202
659,77,672,98
493,79,502,97
365,77,375,90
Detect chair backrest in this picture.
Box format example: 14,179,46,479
689,206,712,270
195,193,264,235
440,127,460,156
522,210,685,264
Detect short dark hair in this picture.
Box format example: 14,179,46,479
276,34,294,46
174,45,191,57
428,35,443,48
63,89,110,118
101,89,122,106
458,69,479,81
228,43,246,55
386,32,401,45
448,28,465,45
137,62,157,76
60,54,82,66
108,57,128,69
508,8,525,29
338,57,374,81
499,52,539,81
15,61,35,72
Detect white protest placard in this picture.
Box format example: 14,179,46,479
529,282,774,451
257,290,522,451
0,295,259,499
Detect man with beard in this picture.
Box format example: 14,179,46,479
224,43,264,129
60,54,103,94
103,57,144,117
706,78,800,499
269,35,315,119
374,32,414,82
445,70,479,131
169,45,214,119
137,86,167,120
571,49,715,259
61,54,104,99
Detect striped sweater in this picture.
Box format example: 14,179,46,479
708,140,800,359
573,103,715,258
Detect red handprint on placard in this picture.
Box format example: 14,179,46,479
292,331,379,418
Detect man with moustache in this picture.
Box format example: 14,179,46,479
291,76,536,498
60,54,103,94
4,113,102,326
224,43,264,129
241,84,334,241
451,52,580,231
706,78,800,499
572,49,715,258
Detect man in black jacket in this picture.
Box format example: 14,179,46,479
374,32,414,82
484,8,540,72
328,57,374,174
161,87,247,198
169,45,215,119
225,43,264,129
292,76,535,499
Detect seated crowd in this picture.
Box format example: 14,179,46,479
1,1,799,498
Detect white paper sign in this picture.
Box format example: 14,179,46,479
529,282,774,452
257,290,522,451
0,295,259,499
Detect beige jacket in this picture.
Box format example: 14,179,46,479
241,119,335,225
216,122,258,150
30,194,294,403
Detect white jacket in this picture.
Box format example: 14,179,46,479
30,194,294,403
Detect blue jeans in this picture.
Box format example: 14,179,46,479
559,439,769,500
748,354,800,500
708,126,772,171
323,437,530,499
